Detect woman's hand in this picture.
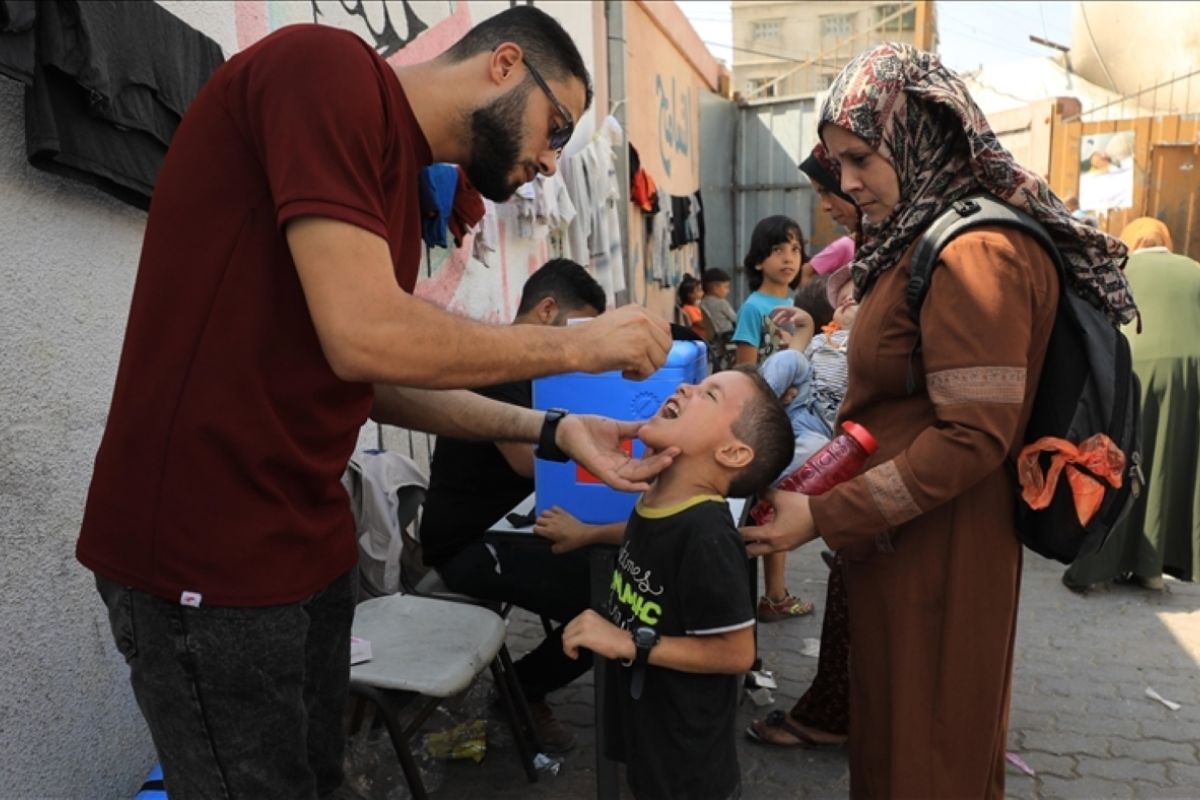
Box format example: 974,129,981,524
740,490,820,556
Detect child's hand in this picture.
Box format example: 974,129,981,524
534,506,592,554
563,610,636,662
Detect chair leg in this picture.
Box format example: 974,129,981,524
349,683,441,800
491,647,540,783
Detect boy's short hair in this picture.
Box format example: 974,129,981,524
701,268,731,290
794,275,834,330
726,366,795,498
517,258,606,316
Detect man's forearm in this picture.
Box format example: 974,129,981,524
371,385,543,442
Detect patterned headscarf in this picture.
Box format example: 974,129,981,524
819,43,1137,325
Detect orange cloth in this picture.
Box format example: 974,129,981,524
1119,217,1174,253
1017,434,1125,527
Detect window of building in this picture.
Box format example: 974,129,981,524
874,3,916,32
752,18,782,41
820,13,855,37
746,78,778,98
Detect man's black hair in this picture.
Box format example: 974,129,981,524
743,215,806,292
794,275,834,330
444,6,593,111
516,258,606,317
701,268,732,289
727,366,795,498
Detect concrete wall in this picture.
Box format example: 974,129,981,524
0,1,602,796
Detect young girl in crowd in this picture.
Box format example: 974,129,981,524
676,274,706,340
734,215,812,622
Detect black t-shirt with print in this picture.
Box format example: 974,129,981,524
419,380,532,566
604,496,755,800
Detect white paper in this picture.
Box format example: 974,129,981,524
801,638,821,658
1145,687,1181,711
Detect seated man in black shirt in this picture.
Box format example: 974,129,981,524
419,258,606,752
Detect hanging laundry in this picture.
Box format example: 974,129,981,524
418,163,458,249
2,0,224,208
447,167,484,248
629,143,659,213
472,198,501,266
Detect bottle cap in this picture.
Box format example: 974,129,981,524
840,421,878,454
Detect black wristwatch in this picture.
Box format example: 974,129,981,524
535,408,571,462
629,626,660,700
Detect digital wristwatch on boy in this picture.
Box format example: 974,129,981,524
629,625,660,700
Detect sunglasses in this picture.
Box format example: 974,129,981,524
524,58,575,153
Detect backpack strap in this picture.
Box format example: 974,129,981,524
903,193,1068,393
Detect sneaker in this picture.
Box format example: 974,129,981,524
757,593,815,623
529,700,577,753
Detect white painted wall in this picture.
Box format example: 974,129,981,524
0,1,602,796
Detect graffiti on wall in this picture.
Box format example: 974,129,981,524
655,74,693,179
308,1,452,58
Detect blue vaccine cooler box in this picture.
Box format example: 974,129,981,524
533,339,708,524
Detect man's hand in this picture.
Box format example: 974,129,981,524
557,415,678,492
567,305,672,380
741,490,820,557
563,610,635,661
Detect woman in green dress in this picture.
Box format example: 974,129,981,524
1064,217,1200,590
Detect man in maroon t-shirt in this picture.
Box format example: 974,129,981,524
78,7,675,797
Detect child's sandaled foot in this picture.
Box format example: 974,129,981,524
745,710,846,748
757,593,815,622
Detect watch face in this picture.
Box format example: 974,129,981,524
634,626,658,647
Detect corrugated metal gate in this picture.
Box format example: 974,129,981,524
701,94,822,304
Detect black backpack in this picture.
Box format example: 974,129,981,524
905,193,1143,564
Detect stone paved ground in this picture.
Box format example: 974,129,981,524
345,545,1200,799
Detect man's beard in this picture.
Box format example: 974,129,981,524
464,81,532,202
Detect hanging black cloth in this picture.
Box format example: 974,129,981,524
1,1,224,208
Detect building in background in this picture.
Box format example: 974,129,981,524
731,0,936,100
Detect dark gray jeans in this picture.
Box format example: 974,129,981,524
96,570,354,799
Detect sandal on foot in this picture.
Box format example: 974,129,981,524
757,593,815,622
745,710,845,748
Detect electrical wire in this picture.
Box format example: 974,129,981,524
1078,1,1118,92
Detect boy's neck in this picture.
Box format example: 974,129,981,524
642,461,726,509
759,282,790,298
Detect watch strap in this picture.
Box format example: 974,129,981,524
535,408,570,462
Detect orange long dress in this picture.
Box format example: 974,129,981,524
809,227,1058,798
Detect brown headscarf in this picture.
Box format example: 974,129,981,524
1119,217,1174,252
819,43,1137,325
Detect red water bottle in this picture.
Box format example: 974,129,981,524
750,421,878,524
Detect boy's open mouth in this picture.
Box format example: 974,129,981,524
661,399,681,419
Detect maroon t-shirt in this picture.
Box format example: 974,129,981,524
76,25,432,605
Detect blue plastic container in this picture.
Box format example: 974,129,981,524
533,340,708,523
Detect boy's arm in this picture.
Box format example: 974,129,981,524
534,507,625,553
562,610,756,675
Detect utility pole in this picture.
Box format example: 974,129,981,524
914,0,935,52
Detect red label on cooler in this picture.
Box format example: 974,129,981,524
576,439,634,484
